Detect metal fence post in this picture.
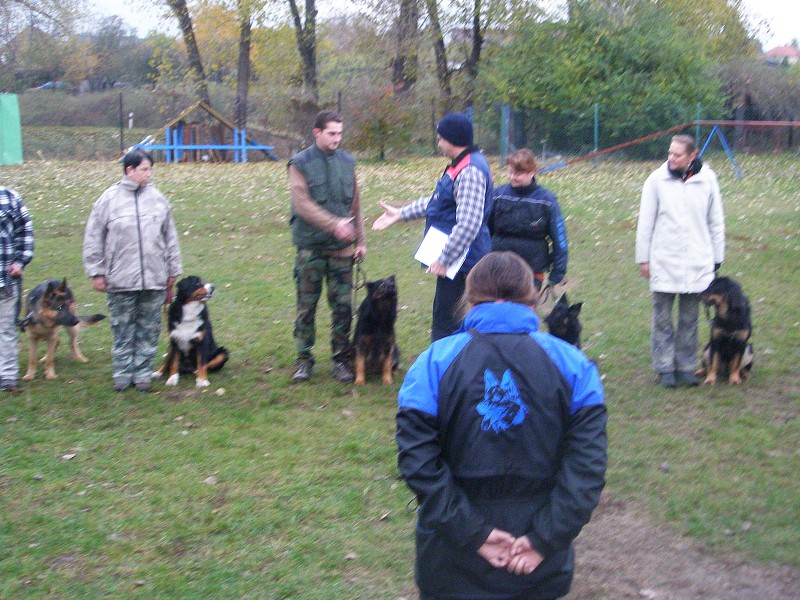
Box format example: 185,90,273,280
594,102,599,167
696,103,702,143
500,104,511,166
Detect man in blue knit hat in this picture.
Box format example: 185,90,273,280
374,113,493,341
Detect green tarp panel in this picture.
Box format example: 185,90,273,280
0,94,23,166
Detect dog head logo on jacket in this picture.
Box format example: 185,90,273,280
477,369,529,433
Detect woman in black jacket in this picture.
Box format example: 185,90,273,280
490,149,569,290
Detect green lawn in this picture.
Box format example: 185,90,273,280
1,153,798,597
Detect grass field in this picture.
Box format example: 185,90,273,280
1,153,798,598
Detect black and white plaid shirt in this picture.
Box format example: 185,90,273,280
400,165,487,267
0,187,34,296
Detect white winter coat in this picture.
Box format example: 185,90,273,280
635,161,725,294
83,176,182,292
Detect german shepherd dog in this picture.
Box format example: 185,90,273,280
544,293,583,348
21,279,105,380
152,276,228,388
696,276,753,385
353,275,400,385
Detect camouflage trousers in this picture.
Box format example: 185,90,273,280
293,249,354,365
107,290,164,386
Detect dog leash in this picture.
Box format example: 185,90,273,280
353,257,367,309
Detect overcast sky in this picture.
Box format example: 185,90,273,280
92,0,799,48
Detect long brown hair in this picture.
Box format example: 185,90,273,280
458,252,538,318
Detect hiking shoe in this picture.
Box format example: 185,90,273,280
659,372,677,388
291,362,312,383
135,381,152,393
113,382,132,392
331,362,355,383
676,371,699,387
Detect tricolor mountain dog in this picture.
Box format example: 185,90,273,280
153,276,228,388
696,276,753,385
353,275,400,385
544,293,583,348
21,279,105,380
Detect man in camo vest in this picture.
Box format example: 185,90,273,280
288,111,367,384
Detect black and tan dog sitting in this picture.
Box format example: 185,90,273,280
353,275,400,385
696,276,753,385
21,279,105,380
544,293,583,348
152,276,228,388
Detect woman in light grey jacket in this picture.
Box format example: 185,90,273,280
83,149,182,392
635,134,725,388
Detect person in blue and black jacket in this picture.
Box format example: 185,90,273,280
490,149,568,290
396,251,606,600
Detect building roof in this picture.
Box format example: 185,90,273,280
764,45,800,59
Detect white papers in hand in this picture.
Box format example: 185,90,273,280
413,226,468,280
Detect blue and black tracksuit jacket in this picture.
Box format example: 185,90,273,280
396,302,606,599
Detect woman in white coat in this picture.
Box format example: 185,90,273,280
635,134,725,388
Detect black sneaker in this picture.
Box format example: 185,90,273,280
291,362,312,383
135,381,152,392
676,371,699,387
659,372,677,388
331,362,355,383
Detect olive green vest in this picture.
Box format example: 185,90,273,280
289,145,355,250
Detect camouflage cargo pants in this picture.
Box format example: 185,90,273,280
293,249,354,365
107,290,164,386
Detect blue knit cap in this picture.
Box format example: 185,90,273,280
436,113,473,147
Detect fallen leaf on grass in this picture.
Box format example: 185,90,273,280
6,416,18,423
203,476,218,485
62,453,76,461
344,552,358,560
379,511,392,521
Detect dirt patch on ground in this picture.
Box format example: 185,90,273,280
566,493,800,600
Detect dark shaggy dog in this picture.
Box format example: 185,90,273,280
21,279,105,380
152,276,228,388
544,293,583,348
353,275,400,385
696,276,753,385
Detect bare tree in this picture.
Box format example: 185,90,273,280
287,0,318,106
234,0,252,129
166,0,212,106
424,0,452,106
391,0,418,92
462,0,483,103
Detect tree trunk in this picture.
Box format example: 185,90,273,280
424,0,451,108
234,2,252,130
287,0,318,106
166,0,212,106
463,0,483,104
391,0,418,92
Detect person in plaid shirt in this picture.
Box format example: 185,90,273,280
373,113,493,341
0,186,34,392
